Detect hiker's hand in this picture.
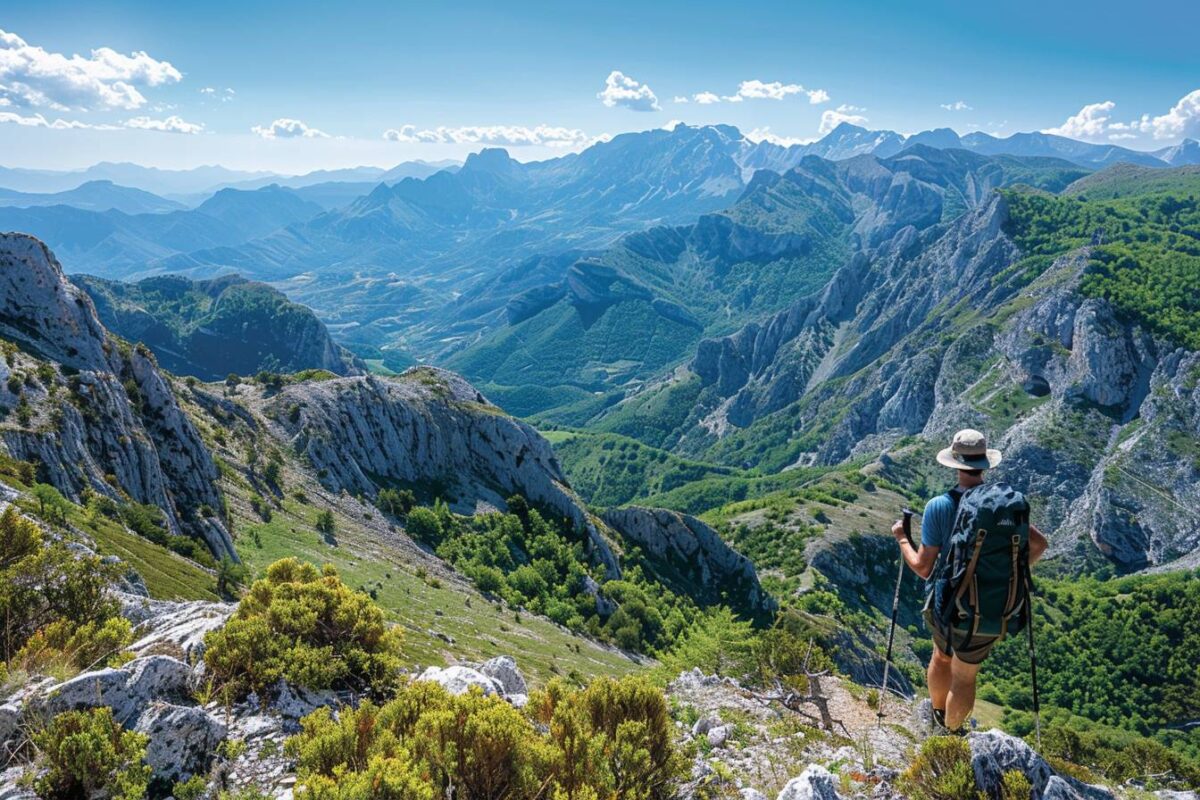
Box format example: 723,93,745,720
891,520,908,543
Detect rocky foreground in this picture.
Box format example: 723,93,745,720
0,587,1157,800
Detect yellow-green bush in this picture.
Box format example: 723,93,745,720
287,675,686,800
14,616,132,675
0,505,124,674
32,706,150,800
898,736,984,800
1000,769,1033,800
203,558,403,698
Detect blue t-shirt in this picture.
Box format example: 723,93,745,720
921,493,956,549
920,493,957,596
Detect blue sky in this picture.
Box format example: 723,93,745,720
1,0,1197,173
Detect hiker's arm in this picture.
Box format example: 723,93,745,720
1029,524,1048,565
892,520,939,579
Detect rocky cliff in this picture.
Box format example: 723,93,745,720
638,189,1198,573
602,506,776,617
257,366,620,575
0,233,234,559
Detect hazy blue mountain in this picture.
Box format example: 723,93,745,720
0,184,325,277
0,162,277,196
283,181,379,210
74,272,362,380
149,126,773,348
804,122,907,160
0,180,184,214
379,159,461,182
1154,138,1200,166
956,130,1166,167
445,146,1087,400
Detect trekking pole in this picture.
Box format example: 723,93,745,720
1026,565,1042,748
878,507,914,726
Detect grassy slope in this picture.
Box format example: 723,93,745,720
176,382,644,686
0,460,219,602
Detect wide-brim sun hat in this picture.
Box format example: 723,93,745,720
936,428,1002,470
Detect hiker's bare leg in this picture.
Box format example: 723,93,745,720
927,648,952,715
945,656,982,730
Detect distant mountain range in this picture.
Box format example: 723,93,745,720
1,123,1197,363
0,159,460,199
0,184,324,278
0,180,184,214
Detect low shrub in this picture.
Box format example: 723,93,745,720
32,707,150,800
898,736,983,800
203,558,404,699
287,675,686,800
14,616,132,675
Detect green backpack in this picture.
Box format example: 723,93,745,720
928,483,1032,645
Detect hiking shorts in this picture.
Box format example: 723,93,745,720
923,609,999,665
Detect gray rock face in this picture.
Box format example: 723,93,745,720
479,656,527,699
266,367,619,576
418,665,501,697
123,597,235,661
602,506,775,615
0,233,233,559
968,729,1113,800
135,702,226,784
776,765,843,800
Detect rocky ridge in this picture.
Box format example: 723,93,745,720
640,189,1197,572
0,233,234,558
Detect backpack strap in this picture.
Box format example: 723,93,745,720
951,526,988,650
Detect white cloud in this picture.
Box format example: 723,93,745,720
0,27,181,111
383,123,592,148
251,118,329,139
688,79,829,106
1130,89,1200,141
1043,91,1200,144
819,105,869,134
199,87,215,95
746,126,814,147
125,114,204,134
597,70,659,112
1042,100,1115,141
733,80,804,101
0,110,115,129
672,95,689,104
940,100,972,111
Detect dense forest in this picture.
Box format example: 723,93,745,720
1004,188,1200,348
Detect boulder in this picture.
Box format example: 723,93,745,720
691,716,717,738
479,656,527,698
968,730,1113,800
135,702,226,783
30,655,192,725
124,597,235,660
776,765,842,800
418,665,501,697
269,681,338,729
706,724,732,748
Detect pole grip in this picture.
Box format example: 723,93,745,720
902,507,915,549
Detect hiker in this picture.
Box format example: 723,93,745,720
891,429,1047,734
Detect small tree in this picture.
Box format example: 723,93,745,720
216,556,248,599
31,482,70,526
315,509,336,536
